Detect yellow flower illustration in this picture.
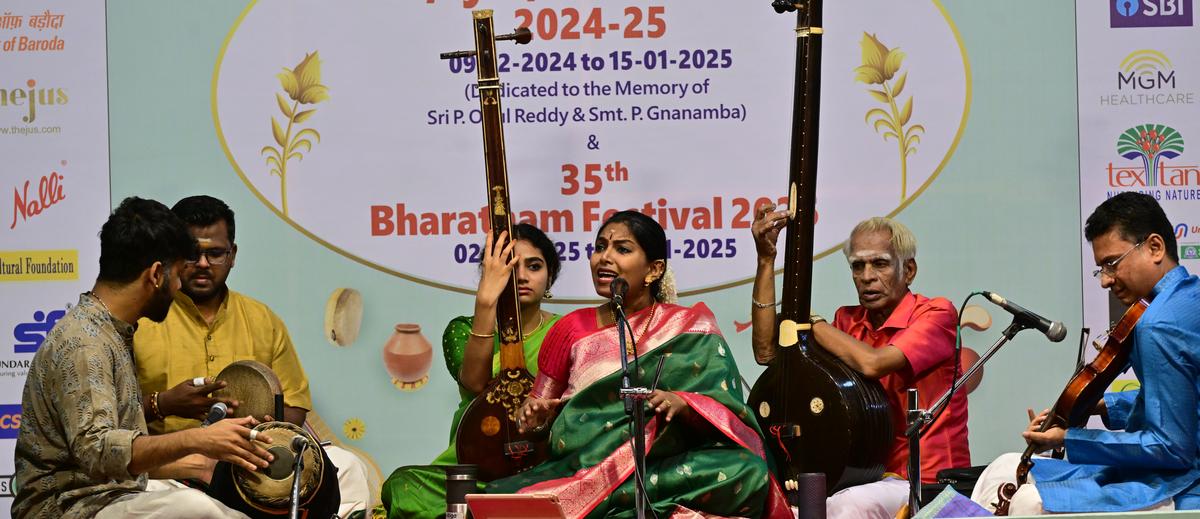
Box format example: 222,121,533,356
261,51,329,217
854,33,924,202
343,417,366,441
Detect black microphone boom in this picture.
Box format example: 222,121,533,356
981,291,1067,342
610,277,629,306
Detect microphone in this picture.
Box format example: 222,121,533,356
609,277,629,306
981,291,1067,342
200,402,228,427
290,435,309,452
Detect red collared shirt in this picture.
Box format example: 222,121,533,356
832,291,971,482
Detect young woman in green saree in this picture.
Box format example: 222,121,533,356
501,211,790,518
381,224,562,518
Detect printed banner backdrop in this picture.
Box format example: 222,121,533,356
213,0,969,300
1077,0,1200,392
0,2,110,511
4,0,1120,506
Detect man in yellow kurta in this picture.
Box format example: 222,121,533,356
133,195,370,516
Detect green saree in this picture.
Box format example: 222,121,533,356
380,314,560,519
487,303,789,518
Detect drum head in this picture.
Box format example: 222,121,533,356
233,421,324,511
212,360,282,421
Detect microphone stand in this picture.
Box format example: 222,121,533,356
614,302,650,519
902,319,1029,515
290,439,308,519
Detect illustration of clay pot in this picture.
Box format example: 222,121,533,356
382,324,432,391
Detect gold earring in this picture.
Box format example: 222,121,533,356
644,278,652,287
544,289,553,299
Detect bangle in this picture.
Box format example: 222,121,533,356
468,330,495,339
149,391,164,421
752,299,779,309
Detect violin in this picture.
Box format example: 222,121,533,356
993,299,1149,515
441,11,543,482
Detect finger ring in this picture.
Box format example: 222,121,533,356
248,429,259,442
192,377,206,387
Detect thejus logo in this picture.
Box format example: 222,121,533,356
1111,0,1193,27
0,79,68,124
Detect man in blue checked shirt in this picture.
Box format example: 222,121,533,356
972,192,1200,514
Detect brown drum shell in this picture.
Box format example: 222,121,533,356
212,360,283,421
233,421,324,511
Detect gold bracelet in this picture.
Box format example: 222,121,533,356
468,330,495,339
752,299,779,309
149,391,164,421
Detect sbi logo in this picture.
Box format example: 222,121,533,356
0,404,20,439
1111,0,1193,27
13,308,65,354
1116,0,1139,15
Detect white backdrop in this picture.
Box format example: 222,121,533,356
213,0,969,300
0,2,110,514
1077,0,1200,384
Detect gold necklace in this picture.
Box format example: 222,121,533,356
608,303,656,356
521,311,545,340
87,290,113,317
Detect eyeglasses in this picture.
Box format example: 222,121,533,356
1092,240,1144,279
186,248,233,266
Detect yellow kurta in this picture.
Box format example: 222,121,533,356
133,289,313,434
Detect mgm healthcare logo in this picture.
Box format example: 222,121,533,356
1102,49,1195,107
1111,0,1193,27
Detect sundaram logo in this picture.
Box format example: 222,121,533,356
0,79,67,124
1107,124,1200,201
1102,50,1195,107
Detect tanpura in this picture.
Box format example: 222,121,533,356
747,0,892,496
440,11,543,482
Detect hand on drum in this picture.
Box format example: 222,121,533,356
159,377,238,420
751,204,789,259
191,416,275,472
646,390,690,422
1021,407,1066,453
517,396,563,433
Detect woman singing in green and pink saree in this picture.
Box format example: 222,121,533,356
498,211,789,519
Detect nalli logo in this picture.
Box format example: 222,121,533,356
13,308,65,353
1112,0,1193,27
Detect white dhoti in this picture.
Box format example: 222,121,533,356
326,444,373,517
96,480,249,519
826,476,909,519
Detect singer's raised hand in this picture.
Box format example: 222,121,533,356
158,377,239,420
189,416,274,472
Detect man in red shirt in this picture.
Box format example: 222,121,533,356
751,212,970,519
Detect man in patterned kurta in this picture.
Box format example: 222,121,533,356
13,197,274,519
